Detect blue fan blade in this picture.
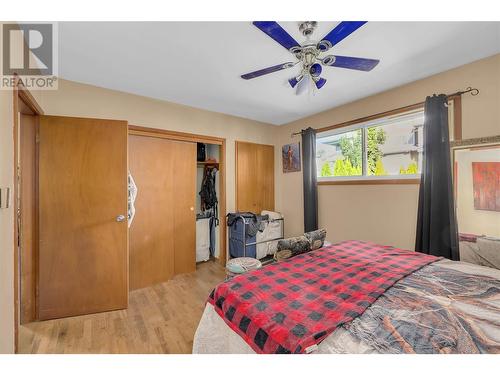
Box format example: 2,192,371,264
320,21,367,47
329,56,379,71
253,21,300,51
241,62,295,80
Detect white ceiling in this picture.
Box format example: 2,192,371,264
58,22,500,125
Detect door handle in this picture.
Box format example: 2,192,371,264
116,214,126,222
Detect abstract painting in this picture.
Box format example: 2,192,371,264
472,162,500,211
282,143,301,173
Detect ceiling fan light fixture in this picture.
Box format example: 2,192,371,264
288,74,304,88
295,75,310,95
309,63,322,77
314,77,327,89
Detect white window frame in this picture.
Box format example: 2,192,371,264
316,108,425,183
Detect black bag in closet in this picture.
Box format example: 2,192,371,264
197,143,206,162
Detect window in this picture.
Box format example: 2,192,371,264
316,109,424,180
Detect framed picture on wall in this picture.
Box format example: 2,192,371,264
472,161,500,211
282,142,301,173
451,136,500,238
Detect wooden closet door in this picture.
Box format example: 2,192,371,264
38,115,128,320
172,141,197,275
236,141,275,213
129,136,196,290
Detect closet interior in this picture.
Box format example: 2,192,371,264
196,143,221,263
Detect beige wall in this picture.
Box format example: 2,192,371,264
275,54,500,250
455,148,500,237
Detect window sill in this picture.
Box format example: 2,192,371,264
317,178,420,186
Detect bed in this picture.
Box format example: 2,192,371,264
193,240,500,354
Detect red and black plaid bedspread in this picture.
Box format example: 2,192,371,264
208,240,439,354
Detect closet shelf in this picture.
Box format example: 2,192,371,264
197,161,219,168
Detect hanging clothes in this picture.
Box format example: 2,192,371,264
209,216,216,255
199,165,219,256
199,166,219,224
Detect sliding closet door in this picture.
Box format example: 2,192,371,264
38,115,128,320
171,141,197,275
129,135,196,290
236,141,275,213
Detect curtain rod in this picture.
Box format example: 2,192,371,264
446,86,479,99
291,87,479,137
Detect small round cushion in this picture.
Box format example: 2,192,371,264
274,249,292,262
304,229,327,250
226,257,262,274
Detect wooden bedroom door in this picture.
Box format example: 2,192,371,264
129,135,196,290
38,115,128,320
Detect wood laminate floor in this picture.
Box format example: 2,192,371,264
18,260,225,354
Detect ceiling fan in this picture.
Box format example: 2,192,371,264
241,21,379,94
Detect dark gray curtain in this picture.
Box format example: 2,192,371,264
415,94,459,260
301,127,318,232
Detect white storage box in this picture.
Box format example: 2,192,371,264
196,218,210,262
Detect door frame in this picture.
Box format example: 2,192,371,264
12,76,44,353
128,125,227,266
